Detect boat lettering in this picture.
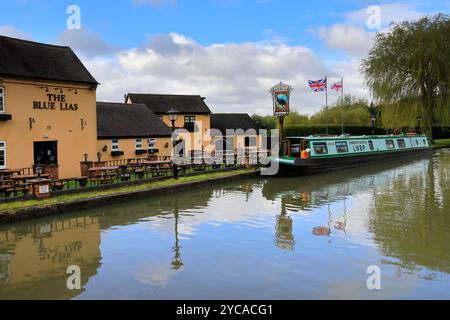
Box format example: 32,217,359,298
349,141,368,152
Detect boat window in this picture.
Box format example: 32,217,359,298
291,144,301,157
368,140,374,151
335,141,348,153
386,140,395,150
397,139,406,149
423,139,426,145
313,142,328,155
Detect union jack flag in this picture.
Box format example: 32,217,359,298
331,80,343,92
308,78,327,92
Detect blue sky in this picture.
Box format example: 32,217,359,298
1,0,449,115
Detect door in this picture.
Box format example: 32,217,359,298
34,141,58,165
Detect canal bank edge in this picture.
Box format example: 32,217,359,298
0,168,259,225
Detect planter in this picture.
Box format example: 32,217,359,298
111,151,124,157
135,149,148,155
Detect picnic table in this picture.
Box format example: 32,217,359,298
0,169,23,180
1,174,50,197
145,160,172,177
88,166,122,184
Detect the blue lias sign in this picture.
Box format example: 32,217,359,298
271,82,293,116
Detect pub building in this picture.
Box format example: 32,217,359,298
96,102,173,161
125,94,213,155
0,35,98,179
210,113,261,154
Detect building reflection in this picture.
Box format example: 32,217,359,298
0,216,101,299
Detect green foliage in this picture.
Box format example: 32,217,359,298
310,96,372,126
284,125,385,137
251,114,277,129
284,110,310,126
362,14,450,139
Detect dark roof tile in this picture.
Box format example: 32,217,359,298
127,93,212,114
0,36,98,85
97,102,172,139
211,113,259,135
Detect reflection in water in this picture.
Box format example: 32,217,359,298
171,198,183,271
1,150,450,299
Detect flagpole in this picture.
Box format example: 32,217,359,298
325,75,328,135
341,77,344,135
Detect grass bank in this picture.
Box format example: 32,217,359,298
433,138,450,149
0,168,258,215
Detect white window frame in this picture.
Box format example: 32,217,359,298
184,115,196,124
111,139,119,151
148,138,156,149
0,141,6,169
136,138,143,150
0,87,5,113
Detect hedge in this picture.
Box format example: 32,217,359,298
281,125,450,139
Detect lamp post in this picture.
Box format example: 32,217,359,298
35,165,43,179
416,115,422,134
370,113,376,135
168,108,180,180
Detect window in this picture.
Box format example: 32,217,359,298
111,139,119,151
386,140,395,150
397,139,406,149
0,141,6,169
290,144,301,157
335,141,349,153
313,142,328,155
368,140,374,151
136,138,143,150
0,87,4,112
184,116,196,124
148,138,156,149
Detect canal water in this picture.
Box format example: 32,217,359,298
1,150,450,300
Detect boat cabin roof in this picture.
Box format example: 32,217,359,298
286,134,428,141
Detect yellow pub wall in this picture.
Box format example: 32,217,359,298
0,78,97,178
159,114,213,153
97,137,173,161
125,98,212,153
211,134,262,152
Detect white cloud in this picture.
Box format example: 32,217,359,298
56,29,121,58
317,24,374,57
79,33,360,115
0,25,32,40
344,2,425,28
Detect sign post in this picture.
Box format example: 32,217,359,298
270,82,293,144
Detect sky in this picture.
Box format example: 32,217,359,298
1,0,449,115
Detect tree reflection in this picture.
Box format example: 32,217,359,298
368,151,450,274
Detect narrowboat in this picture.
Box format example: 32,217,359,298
271,134,432,175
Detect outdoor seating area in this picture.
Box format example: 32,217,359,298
0,152,260,202
0,168,51,198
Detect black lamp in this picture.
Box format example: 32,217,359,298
35,165,43,179
167,108,179,130
370,113,376,134
416,115,422,133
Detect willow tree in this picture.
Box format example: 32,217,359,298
362,14,450,139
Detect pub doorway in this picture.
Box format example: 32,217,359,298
34,141,58,165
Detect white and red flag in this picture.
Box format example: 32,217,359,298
331,80,343,92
